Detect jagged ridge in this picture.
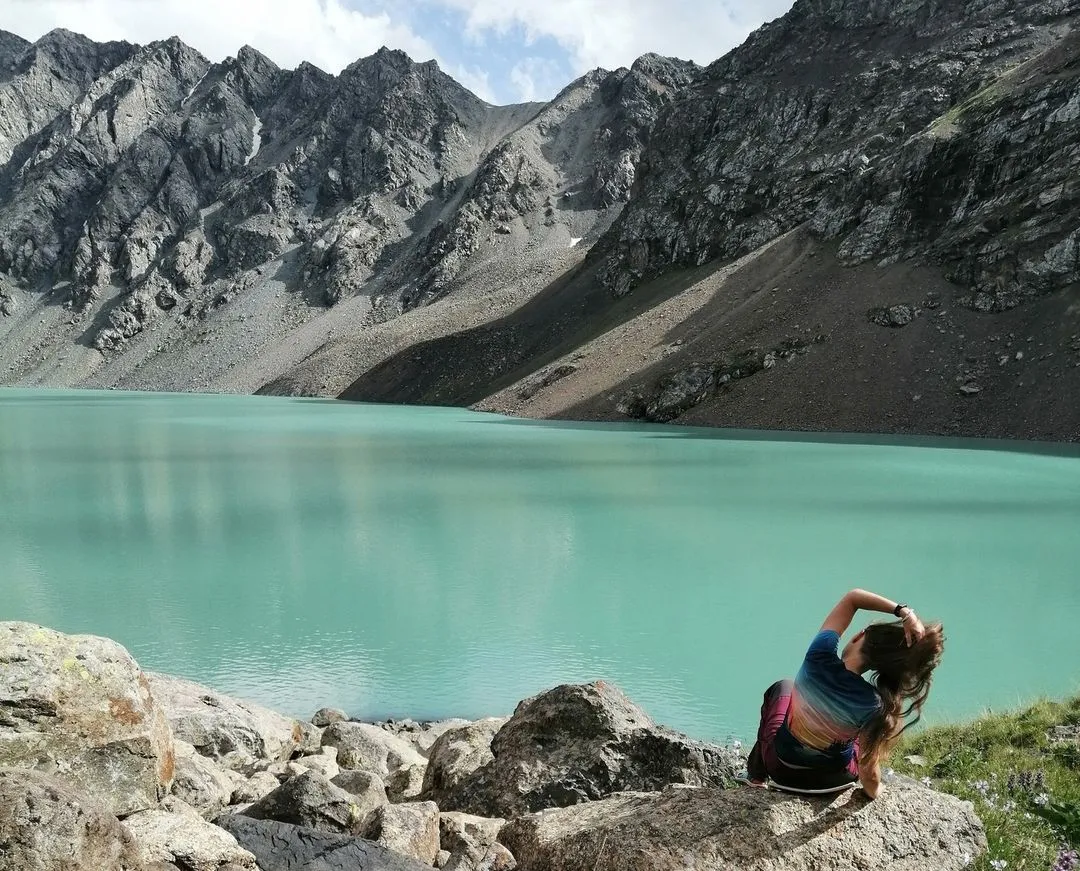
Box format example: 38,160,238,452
0,28,696,393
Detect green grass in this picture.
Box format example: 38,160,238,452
893,696,1080,871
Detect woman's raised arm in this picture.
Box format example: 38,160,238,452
821,589,922,640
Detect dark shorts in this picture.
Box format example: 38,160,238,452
746,680,860,791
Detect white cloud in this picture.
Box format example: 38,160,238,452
509,56,566,103
448,63,497,104
0,0,438,73
430,0,795,73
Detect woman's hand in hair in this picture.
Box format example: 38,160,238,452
900,609,926,646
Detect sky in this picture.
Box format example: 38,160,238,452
0,0,796,104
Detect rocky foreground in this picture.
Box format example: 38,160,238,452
0,622,986,870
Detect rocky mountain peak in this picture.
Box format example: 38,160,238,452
343,46,419,83
217,45,282,109
0,29,29,69
19,27,134,77
235,44,278,78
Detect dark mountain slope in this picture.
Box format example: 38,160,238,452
342,0,1080,440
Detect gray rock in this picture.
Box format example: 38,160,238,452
440,812,515,871
331,769,390,819
322,721,427,777
0,621,174,816
440,812,505,852
1048,724,1080,745
215,814,434,870
287,747,340,781
500,781,986,871
0,767,144,871
422,718,507,803
232,770,281,804
438,681,740,817
618,345,784,423
386,762,427,802
364,801,441,866
869,304,915,328
244,770,369,834
172,741,239,817
297,720,324,755
123,806,257,870
313,708,349,727
379,718,473,757
146,672,302,769
445,844,516,871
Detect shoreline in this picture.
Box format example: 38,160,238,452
5,385,1080,453
0,620,1003,871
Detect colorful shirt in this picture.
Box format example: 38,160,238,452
774,630,881,769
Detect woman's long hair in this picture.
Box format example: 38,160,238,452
859,621,945,767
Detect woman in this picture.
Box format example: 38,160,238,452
745,589,945,798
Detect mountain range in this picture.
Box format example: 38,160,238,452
2,0,1079,440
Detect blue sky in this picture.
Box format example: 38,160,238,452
2,0,796,103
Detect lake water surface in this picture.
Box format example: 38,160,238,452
1,389,1077,742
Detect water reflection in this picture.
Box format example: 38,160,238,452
1,389,1078,739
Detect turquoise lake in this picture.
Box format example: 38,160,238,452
1,388,1078,742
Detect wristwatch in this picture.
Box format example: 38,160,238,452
893,603,910,618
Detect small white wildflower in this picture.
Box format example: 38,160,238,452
1002,800,1016,813
990,859,1007,871
920,776,933,788
1034,793,1050,807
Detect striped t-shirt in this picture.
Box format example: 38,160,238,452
775,630,881,768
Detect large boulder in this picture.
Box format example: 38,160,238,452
386,761,427,802
244,770,369,834
297,721,324,756
364,801,441,866
423,719,507,804
286,747,341,781
0,768,144,871
439,682,740,817
500,781,986,871
322,721,427,777
171,741,240,817
332,769,390,819
0,622,175,816
216,814,433,870
312,708,348,728
232,770,282,804
440,812,515,871
380,718,474,757
146,672,302,769
123,805,257,870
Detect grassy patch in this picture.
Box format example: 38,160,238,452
894,696,1080,871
